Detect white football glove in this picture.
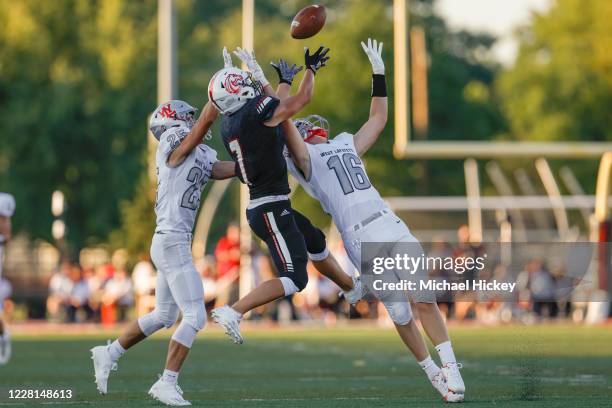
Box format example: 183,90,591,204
223,47,233,68
233,47,269,86
361,38,384,75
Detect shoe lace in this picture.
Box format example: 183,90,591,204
444,362,463,370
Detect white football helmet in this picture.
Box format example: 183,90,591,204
208,67,262,115
149,100,197,141
293,115,330,144
0,193,15,217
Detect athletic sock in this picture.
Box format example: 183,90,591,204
108,339,126,362
435,340,457,366
418,355,440,380
162,369,179,384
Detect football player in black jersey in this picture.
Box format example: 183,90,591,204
208,46,363,344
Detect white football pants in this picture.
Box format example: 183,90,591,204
138,232,206,348
341,211,434,326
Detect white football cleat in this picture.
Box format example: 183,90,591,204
90,340,117,394
442,362,465,394
342,276,367,305
0,332,11,365
430,371,464,403
211,305,243,344
148,377,191,406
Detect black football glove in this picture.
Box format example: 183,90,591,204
270,59,303,85
304,46,330,75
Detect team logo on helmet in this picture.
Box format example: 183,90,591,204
224,74,244,94
159,104,177,119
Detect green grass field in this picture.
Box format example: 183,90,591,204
1,324,611,407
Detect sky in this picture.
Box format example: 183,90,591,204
435,0,553,65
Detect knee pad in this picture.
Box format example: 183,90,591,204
285,268,308,292
280,276,299,296
383,301,413,326
180,301,207,331
137,307,179,336
171,321,198,349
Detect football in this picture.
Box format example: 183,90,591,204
290,4,326,39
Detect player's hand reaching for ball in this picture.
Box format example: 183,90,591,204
304,46,330,75
234,47,269,86
361,38,384,75
222,47,233,68
270,59,303,85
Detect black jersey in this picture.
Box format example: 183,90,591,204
221,95,290,200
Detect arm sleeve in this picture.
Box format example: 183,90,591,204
253,95,280,122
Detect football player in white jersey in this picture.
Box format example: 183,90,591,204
90,99,235,406
0,192,15,365
280,39,465,402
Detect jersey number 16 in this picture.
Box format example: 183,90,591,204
327,153,371,195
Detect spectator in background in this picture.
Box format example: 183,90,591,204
66,264,93,322
196,256,218,310
551,262,572,318
524,259,556,318
87,264,110,322
214,223,240,303
46,261,73,321
452,225,484,320
102,269,134,322
132,253,156,317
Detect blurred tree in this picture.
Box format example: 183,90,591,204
497,0,610,192
498,0,612,143
0,0,158,251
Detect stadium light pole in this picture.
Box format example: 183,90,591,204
393,0,411,158
464,159,482,243
239,0,255,301
149,0,178,181
410,26,428,139
595,152,612,293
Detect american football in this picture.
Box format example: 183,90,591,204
291,4,326,39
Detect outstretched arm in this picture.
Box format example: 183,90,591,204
212,161,236,180
282,120,312,179
234,47,330,127
265,47,330,126
354,38,388,157
271,59,303,100
168,101,219,167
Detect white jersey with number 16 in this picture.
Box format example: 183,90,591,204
285,132,387,233
155,126,218,234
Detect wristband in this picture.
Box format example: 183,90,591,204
372,74,387,97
